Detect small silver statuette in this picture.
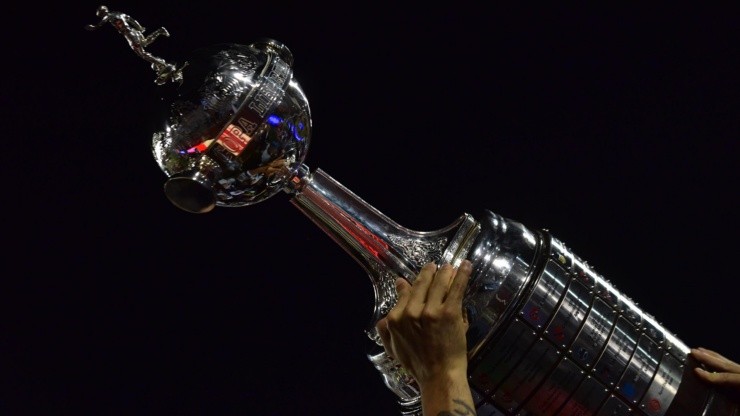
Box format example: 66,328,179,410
86,5,186,85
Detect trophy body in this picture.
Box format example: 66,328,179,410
88,10,736,414
293,169,737,416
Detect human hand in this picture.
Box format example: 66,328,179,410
375,260,472,388
691,347,740,403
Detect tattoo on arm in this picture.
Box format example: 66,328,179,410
437,398,476,416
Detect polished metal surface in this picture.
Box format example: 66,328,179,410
461,233,733,415
151,40,311,213
90,9,311,213
88,8,737,414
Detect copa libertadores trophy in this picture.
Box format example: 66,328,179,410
88,7,736,416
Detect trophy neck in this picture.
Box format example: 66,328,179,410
290,168,479,333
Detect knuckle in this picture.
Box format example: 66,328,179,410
421,308,440,322
439,308,458,321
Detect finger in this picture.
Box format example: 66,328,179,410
445,259,472,307
695,347,726,359
407,262,437,307
375,317,392,353
692,348,740,372
694,367,740,388
697,347,740,367
426,263,455,305
388,278,412,318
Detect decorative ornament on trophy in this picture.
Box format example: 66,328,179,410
87,7,736,416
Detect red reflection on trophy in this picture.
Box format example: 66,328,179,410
217,124,252,156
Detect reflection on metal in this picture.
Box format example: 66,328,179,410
88,7,737,414
86,5,186,84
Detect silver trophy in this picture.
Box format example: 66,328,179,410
88,7,736,415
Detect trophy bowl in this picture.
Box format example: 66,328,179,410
150,39,311,213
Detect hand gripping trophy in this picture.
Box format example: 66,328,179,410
88,7,737,416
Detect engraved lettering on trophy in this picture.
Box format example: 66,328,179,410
523,262,567,329
657,364,675,396
237,117,259,136
268,59,289,86
571,299,615,367
640,352,682,416
618,339,656,404
548,281,590,347
636,363,651,384
660,378,672,398
596,319,637,386
542,273,559,307
537,282,553,310
656,369,667,396
587,321,601,348
249,81,281,116
589,309,611,348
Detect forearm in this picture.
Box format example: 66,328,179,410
419,372,475,416
86,19,106,30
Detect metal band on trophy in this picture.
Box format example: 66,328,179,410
87,7,737,416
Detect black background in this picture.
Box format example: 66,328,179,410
5,2,738,415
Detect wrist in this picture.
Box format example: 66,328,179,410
418,370,475,416
415,359,467,387
417,367,469,395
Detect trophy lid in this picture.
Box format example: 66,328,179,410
86,5,312,213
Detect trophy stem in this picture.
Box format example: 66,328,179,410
290,168,478,335
289,168,479,412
